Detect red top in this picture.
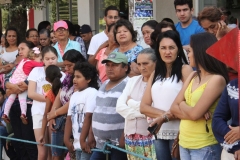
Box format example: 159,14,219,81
23,60,44,75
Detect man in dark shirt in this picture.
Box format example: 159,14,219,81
80,24,93,54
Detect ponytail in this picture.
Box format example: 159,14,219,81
52,76,62,96
45,65,62,96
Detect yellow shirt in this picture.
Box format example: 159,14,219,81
179,78,219,149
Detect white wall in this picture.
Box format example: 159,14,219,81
77,0,91,26
34,8,47,29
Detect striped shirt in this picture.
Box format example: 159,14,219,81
92,77,128,149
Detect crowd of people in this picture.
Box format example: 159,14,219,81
0,0,239,160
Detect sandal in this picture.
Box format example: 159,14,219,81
2,114,10,123
20,114,28,125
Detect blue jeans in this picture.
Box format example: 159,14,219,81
154,139,176,160
51,129,64,156
90,148,127,160
76,150,91,160
179,144,221,160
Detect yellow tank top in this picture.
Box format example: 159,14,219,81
179,78,219,149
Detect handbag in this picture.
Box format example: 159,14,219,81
53,115,66,130
171,132,180,160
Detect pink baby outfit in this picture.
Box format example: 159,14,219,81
4,59,43,116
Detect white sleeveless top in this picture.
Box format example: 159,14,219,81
0,48,18,65
151,75,182,139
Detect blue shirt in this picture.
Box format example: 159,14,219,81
54,39,82,62
175,20,205,46
212,79,240,153
114,45,143,63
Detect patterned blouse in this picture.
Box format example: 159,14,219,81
113,45,143,63
60,74,74,105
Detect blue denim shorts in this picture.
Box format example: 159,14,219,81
51,129,64,156
179,144,221,160
76,150,92,160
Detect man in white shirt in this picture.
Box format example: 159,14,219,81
88,5,120,65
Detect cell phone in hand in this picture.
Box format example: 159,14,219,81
147,124,158,134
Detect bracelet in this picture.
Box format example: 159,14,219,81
55,110,58,117
163,114,170,123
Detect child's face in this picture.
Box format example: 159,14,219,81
73,70,90,91
34,54,42,62
43,51,58,67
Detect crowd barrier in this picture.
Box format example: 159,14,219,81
0,135,152,160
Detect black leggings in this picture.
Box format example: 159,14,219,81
9,101,38,160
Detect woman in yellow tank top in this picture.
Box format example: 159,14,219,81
169,32,229,160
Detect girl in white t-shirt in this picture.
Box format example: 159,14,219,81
28,46,65,160
64,62,99,160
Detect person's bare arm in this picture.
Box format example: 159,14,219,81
64,116,74,152
80,113,93,153
88,41,109,65
178,75,226,120
140,72,165,118
28,80,45,102
39,97,52,144
47,102,69,120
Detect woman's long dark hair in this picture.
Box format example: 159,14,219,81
5,27,21,48
45,65,62,96
152,30,188,85
62,49,86,88
190,32,229,83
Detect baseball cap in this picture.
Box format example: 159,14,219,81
80,24,92,34
53,20,68,31
102,52,128,64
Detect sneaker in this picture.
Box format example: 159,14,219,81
20,114,28,125
2,114,10,123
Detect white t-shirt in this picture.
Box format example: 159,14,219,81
87,31,108,56
67,87,98,150
28,67,66,116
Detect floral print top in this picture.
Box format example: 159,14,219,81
60,74,74,105
113,45,143,63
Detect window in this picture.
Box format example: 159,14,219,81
47,0,78,25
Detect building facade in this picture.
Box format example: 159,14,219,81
31,0,239,34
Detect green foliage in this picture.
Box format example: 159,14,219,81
0,0,52,10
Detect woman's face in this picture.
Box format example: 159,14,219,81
54,28,69,41
159,38,178,65
43,51,58,67
6,30,17,46
200,19,218,35
18,43,31,58
187,46,195,67
142,25,154,46
63,60,75,75
107,27,115,43
1,37,5,47
26,31,39,46
50,32,57,45
137,54,156,78
116,26,133,45
161,27,173,33
39,33,50,47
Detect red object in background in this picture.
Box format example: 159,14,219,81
28,8,34,28
207,27,240,134
206,27,239,71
